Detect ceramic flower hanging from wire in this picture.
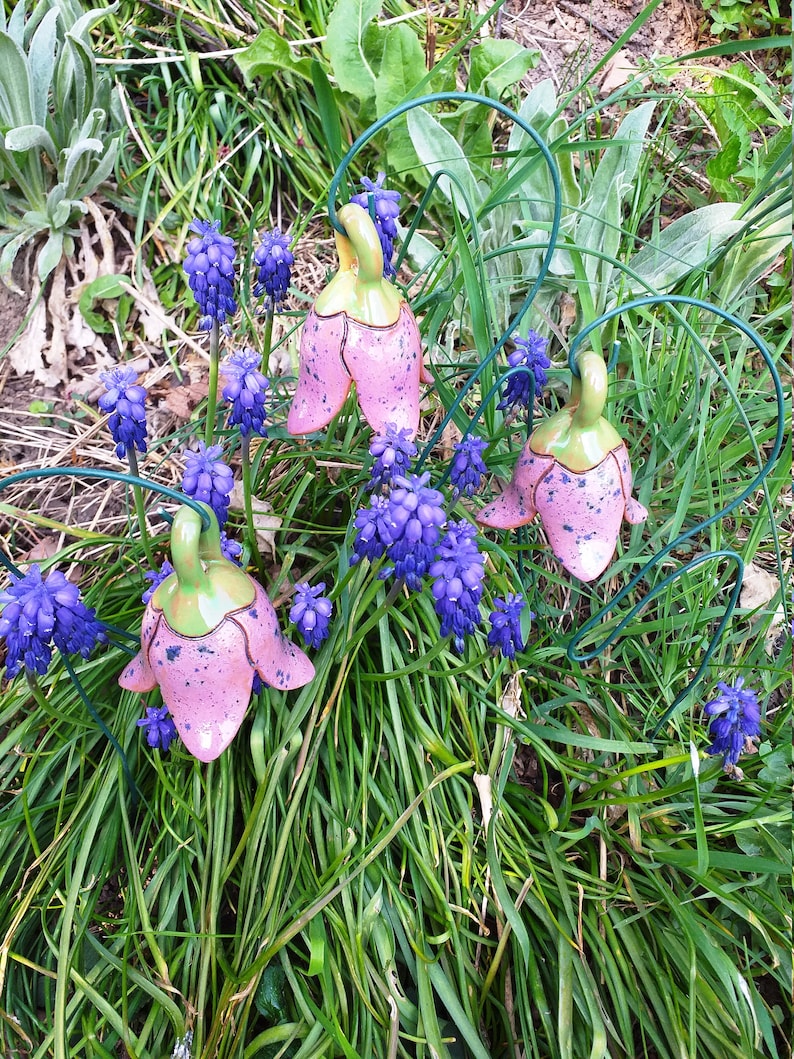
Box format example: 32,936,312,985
120,504,314,762
287,202,432,439
479,351,648,581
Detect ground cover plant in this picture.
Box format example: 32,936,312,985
0,1,791,1057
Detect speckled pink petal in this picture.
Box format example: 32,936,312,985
616,445,648,524
533,453,626,582
477,447,553,528
236,581,315,691
288,310,352,434
119,605,162,692
342,304,424,436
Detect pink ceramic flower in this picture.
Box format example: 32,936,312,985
478,442,647,582
287,203,431,439
120,504,314,762
478,350,648,582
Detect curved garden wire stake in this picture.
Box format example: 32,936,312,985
325,91,563,462
561,295,786,735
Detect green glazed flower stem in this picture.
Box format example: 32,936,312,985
204,319,220,448
126,448,155,567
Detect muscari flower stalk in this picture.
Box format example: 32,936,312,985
704,677,761,770
182,442,234,528
367,423,417,492
253,227,294,313
98,365,154,563
137,704,178,751
488,594,527,660
497,330,551,413
429,521,485,653
450,435,489,499
351,172,401,279
0,564,106,679
290,582,333,649
183,218,238,446
382,472,447,591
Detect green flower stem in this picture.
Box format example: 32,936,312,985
240,433,264,579
261,308,274,372
126,449,155,567
204,318,220,448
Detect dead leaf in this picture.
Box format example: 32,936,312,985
23,538,60,562
740,562,780,613
557,292,577,340
598,50,638,96
227,482,282,558
163,382,208,420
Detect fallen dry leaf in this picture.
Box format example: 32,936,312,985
740,561,780,613
227,482,282,559
598,50,638,96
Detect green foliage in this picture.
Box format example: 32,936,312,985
699,0,792,38
0,0,123,290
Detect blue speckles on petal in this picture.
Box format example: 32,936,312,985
166,645,182,661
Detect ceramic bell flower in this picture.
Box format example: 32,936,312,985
478,351,648,582
119,504,314,762
287,203,432,439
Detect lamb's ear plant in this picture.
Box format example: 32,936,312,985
0,0,123,290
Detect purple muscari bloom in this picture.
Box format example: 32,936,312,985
350,172,401,279
704,677,762,769
253,227,294,312
222,348,269,437
0,564,107,678
98,366,148,460
183,219,237,331
142,560,175,605
429,521,485,652
383,472,446,590
220,531,243,566
137,704,178,751
367,423,417,491
488,594,527,660
351,494,393,565
497,331,550,412
450,435,489,499
290,582,333,649
181,442,234,527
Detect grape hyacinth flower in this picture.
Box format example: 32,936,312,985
137,705,178,752
450,435,489,499
253,227,294,312
183,219,237,332
222,348,270,437
488,594,527,660
351,495,394,565
98,366,148,460
290,582,333,649
497,331,551,413
704,677,762,770
220,531,243,566
429,521,485,652
367,423,417,492
142,560,175,605
383,472,447,590
350,172,401,279
182,442,234,527
0,564,106,679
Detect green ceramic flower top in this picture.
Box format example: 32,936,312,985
152,503,255,637
314,203,404,326
529,350,623,472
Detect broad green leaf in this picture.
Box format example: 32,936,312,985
469,37,538,97
27,6,58,128
235,26,311,86
374,23,424,119
78,275,127,332
37,227,63,282
406,107,484,219
4,123,57,159
324,0,382,104
711,213,790,308
0,31,33,126
627,203,744,290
